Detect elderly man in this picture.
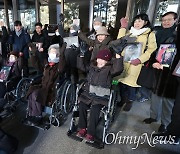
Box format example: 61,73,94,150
143,12,178,134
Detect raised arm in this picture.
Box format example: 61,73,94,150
78,32,95,47
58,42,67,73
110,54,124,77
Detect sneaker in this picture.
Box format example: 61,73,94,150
85,134,94,143
77,128,87,138
143,118,157,124
138,97,149,103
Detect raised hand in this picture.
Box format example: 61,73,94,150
120,17,128,28
79,41,88,57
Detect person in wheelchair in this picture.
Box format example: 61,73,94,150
0,51,23,99
76,49,123,143
25,43,66,125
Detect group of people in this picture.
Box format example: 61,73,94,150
0,11,179,146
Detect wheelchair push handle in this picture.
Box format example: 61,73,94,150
112,80,118,86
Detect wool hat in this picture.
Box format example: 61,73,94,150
94,16,102,23
96,49,112,61
96,26,109,36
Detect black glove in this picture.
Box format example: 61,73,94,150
79,41,88,57
70,44,78,50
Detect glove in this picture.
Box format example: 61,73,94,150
70,44,78,50
19,52,24,57
130,58,141,66
120,17,128,28
79,41,88,57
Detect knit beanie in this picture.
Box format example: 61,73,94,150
96,49,112,61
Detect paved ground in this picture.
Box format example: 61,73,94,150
1,100,180,154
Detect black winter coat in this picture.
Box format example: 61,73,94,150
31,30,50,53
77,56,123,106
151,25,178,99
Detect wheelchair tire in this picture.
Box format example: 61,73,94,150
60,80,76,114
15,78,32,101
109,91,118,123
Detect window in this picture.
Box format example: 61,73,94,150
154,0,179,26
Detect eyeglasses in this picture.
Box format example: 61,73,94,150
162,18,175,23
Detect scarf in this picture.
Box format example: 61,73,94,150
155,24,176,47
130,27,149,36
15,29,22,37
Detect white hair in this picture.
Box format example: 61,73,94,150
48,44,60,57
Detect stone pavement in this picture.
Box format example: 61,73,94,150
1,100,180,154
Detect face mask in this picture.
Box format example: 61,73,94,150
49,53,57,60
94,25,101,31
9,55,16,63
70,30,76,34
55,31,60,36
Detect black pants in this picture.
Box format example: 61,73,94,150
0,83,6,99
167,79,180,136
120,83,137,101
78,102,103,136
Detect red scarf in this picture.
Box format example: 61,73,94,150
48,62,55,67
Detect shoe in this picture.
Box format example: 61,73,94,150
29,116,43,125
137,97,149,103
76,128,87,138
158,124,167,133
117,99,126,107
143,118,157,124
123,101,133,112
85,134,94,143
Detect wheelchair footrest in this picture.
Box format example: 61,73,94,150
23,118,50,130
85,140,104,149
67,130,83,142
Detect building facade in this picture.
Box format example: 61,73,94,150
0,0,179,35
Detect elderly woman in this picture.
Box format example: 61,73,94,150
115,14,157,111
26,43,66,123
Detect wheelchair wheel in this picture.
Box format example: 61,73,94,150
60,80,76,114
109,91,117,123
15,78,32,100
50,100,66,127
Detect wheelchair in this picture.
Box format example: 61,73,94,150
0,76,32,120
67,80,119,149
22,75,76,130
